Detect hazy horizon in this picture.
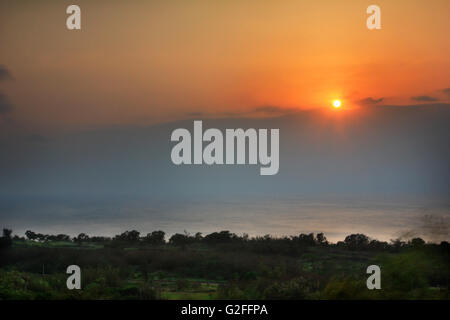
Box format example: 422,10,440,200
1,193,449,243
1,1,449,245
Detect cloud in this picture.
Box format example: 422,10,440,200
397,214,450,243
253,106,285,113
0,93,13,115
252,105,296,115
183,106,296,120
25,134,50,143
0,65,13,82
1,102,449,201
356,97,384,105
186,112,204,117
411,95,439,102
0,66,14,116
442,88,450,97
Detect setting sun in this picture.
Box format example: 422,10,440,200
333,100,342,108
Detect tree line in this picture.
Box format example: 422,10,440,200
2,227,447,252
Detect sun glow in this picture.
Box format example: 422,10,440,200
333,100,342,108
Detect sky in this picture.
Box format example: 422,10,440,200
0,0,449,131
0,0,449,240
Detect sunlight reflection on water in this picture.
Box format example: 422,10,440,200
1,196,449,243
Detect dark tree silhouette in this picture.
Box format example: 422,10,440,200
25,230,37,241
344,234,370,250
143,231,165,245
410,237,425,247
169,233,193,247
203,231,237,244
3,229,12,239
75,233,90,243
114,230,141,242
0,228,13,249
316,233,328,245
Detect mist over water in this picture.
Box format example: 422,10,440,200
1,105,449,243
2,195,448,243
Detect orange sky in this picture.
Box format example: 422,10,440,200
0,0,449,131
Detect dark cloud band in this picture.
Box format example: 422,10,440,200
0,65,13,82
0,93,13,115
411,95,439,102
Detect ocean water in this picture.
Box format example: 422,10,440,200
1,195,449,243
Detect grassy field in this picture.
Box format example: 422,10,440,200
0,236,449,300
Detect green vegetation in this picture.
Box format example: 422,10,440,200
0,228,448,300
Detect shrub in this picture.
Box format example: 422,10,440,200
263,277,316,300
